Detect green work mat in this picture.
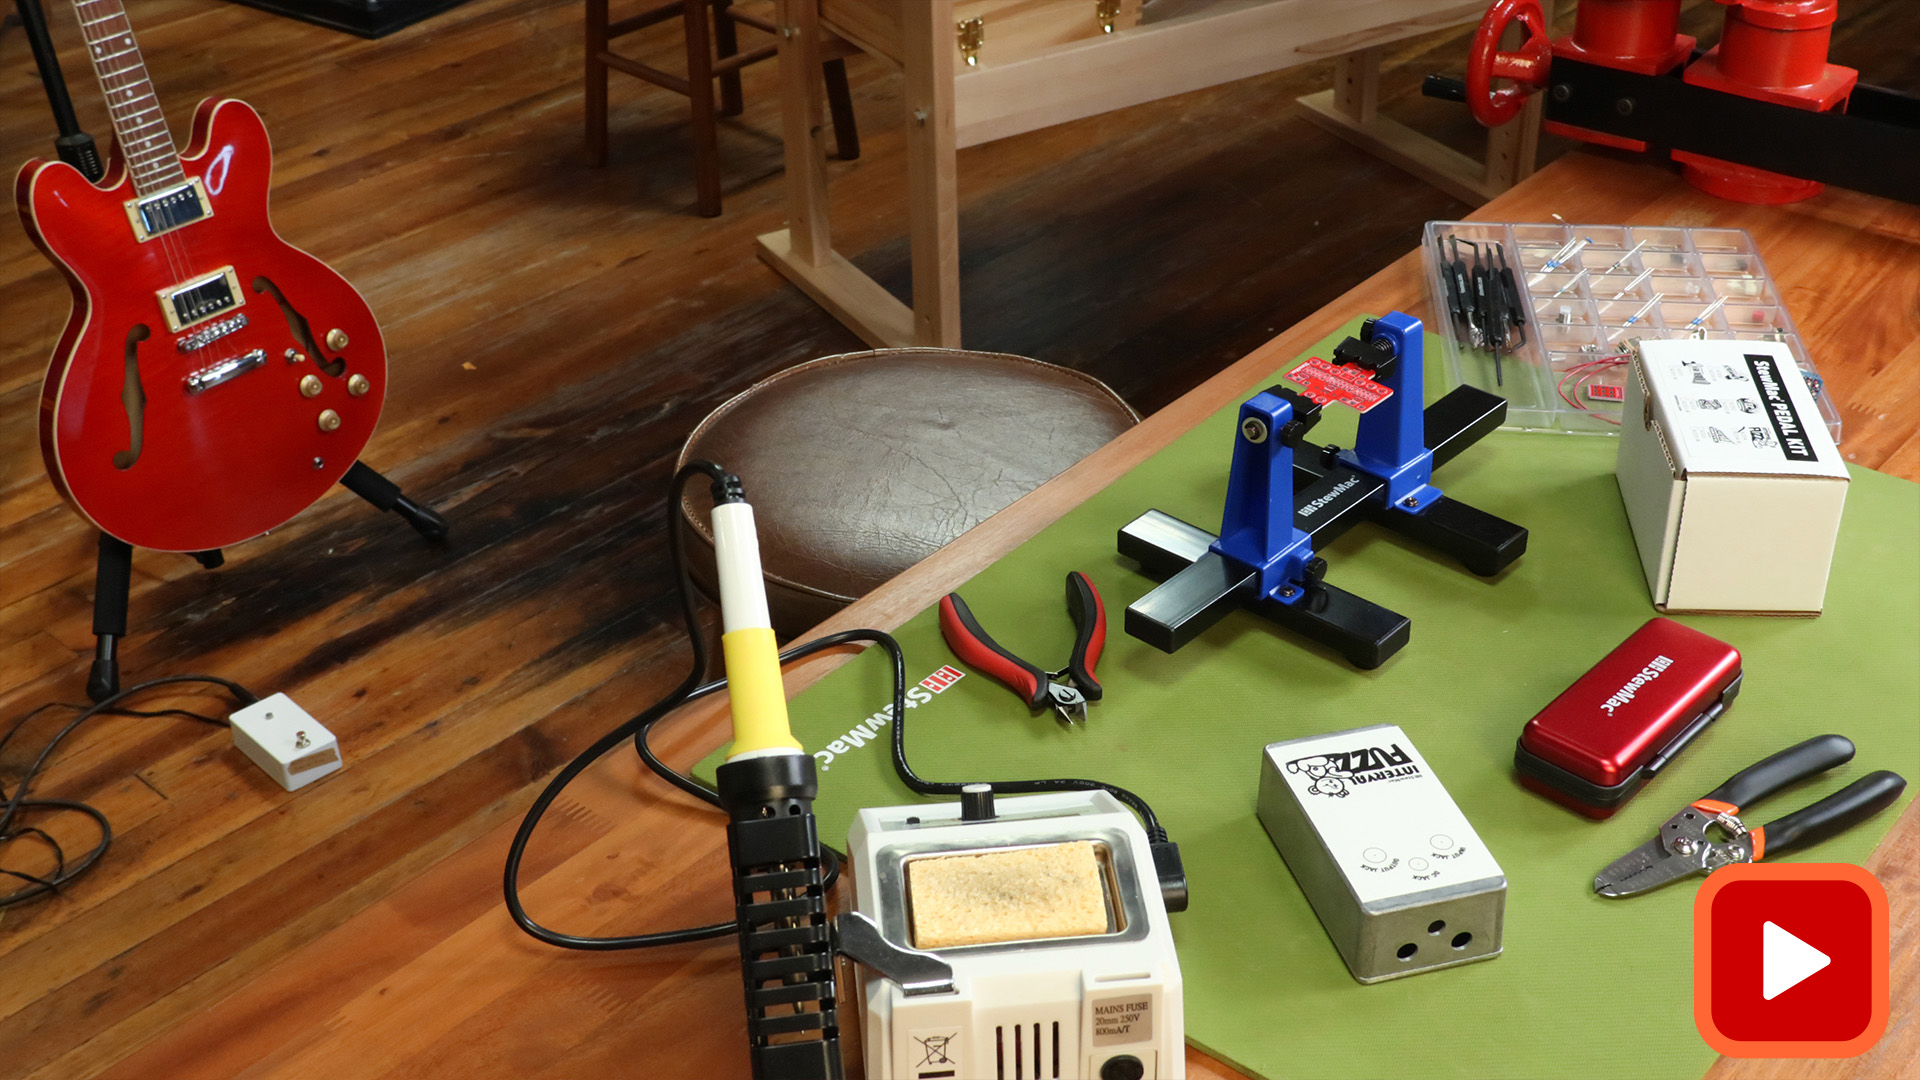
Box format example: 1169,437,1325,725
695,320,1920,1080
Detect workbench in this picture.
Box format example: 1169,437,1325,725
105,151,1918,1079
757,0,1550,350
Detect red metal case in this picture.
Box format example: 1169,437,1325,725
1514,617,1742,818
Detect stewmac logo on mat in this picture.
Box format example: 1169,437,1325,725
812,666,964,772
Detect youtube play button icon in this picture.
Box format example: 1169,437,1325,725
1695,864,1889,1057
1762,921,1830,1000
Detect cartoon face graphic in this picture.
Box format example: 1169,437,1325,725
1286,755,1351,797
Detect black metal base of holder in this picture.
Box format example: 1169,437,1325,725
1119,385,1526,669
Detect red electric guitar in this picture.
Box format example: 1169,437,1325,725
15,0,385,553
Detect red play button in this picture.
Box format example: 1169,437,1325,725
1695,864,1889,1057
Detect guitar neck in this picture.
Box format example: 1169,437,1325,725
70,0,184,194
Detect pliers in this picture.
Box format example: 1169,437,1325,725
1594,734,1906,898
938,571,1106,724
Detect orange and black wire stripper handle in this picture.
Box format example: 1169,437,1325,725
1689,734,1905,861
940,592,1053,709
1063,571,1106,702
1754,771,1907,861
1691,734,1857,820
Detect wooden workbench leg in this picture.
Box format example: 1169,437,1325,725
1484,93,1543,195
775,0,832,265
901,0,961,349
1483,0,1556,194
1334,47,1381,126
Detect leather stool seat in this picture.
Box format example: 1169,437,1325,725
678,348,1138,639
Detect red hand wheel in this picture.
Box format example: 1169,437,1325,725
1466,0,1553,126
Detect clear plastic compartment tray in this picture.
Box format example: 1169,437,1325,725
1421,221,1842,440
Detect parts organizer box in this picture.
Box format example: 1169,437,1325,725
1421,221,1841,440
849,791,1184,1080
1257,724,1504,984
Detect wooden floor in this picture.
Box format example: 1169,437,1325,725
0,1,1916,1076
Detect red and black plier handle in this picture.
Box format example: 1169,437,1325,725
938,571,1106,719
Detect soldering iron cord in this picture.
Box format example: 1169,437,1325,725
504,461,1174,951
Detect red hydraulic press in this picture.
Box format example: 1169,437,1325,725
1429,0,1918,205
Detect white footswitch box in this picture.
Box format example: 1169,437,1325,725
1616,338,1848,614
1257,724,1504,983
230,693,342,791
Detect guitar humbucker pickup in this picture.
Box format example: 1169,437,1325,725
159,266,244,333
124,177,213,242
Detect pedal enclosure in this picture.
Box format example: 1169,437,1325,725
1257,724,1504,983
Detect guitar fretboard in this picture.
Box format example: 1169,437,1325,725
72,0,184,194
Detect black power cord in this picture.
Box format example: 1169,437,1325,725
0,674,258,908
503,462,1188,951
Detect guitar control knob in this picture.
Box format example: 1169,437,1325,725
299,374,323,398
347,374,371,397
325,328,349,351
317,409,342,432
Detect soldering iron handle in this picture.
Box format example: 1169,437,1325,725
1702,734,1855,814
716,753,844,1080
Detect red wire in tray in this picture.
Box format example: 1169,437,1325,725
1555,353,1630,425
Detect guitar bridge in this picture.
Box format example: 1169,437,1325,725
184,348,267,394
158,266,244,332
124,177,212,242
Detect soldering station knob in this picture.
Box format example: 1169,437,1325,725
960,783,996,821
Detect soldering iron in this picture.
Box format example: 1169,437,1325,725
706,472,845,1080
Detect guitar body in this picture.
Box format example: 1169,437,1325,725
16,98,385,552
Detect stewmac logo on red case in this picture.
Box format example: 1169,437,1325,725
1694,863,1889,1057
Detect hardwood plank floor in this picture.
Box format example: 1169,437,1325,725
1,0,1915,1075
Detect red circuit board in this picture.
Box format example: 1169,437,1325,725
1286,357,1394,413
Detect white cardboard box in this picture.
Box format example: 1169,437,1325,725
1615,339,1848,614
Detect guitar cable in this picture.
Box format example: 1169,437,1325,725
0,674,259,909
503,462,1187,953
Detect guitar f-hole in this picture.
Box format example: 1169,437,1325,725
112,325,151,470
253,275,345,377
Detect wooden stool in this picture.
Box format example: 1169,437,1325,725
675,349,1139,640
585,0,859,217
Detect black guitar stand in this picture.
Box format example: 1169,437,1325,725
12,0,452,700
87,466,448,700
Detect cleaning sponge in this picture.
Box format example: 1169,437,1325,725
907,840,1110,948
